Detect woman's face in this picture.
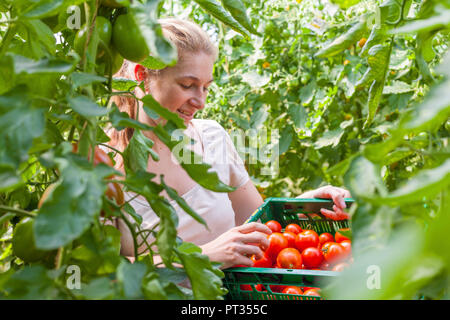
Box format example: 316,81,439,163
140,51,215,125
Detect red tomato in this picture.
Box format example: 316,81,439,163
276,248,303,269
265,220,282,233
251,253,272,268
266,232,288,260
240,284,252,291
335,228,350,243
332,262,350,272
270,285,284,293
283,231,297,248
295,230,319,252
303,288,321,297
301,247,324,269
255,284,266,292
282,286,303,295
319,233,334,247
285,223,302,234
321,242,346,265
339,240,352,259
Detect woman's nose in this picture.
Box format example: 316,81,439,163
188,95,205,110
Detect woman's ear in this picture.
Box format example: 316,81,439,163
134,64,145,82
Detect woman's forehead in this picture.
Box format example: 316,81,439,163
166,52,214,79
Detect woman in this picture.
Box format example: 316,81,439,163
106,18,350,269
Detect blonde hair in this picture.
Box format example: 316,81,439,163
106,18,218,171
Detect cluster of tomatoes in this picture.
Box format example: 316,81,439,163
257,220,352,271
237,220,352,298
72,1,150,75
240,283,321,297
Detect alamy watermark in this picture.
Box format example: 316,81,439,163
366,264,381,290
170,127,280,178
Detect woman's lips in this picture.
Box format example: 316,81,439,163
177,109,194,121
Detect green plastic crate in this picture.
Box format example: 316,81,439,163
223,197,354,300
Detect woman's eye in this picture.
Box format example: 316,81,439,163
180,84,192,89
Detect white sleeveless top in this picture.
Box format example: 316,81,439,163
116,119,250,256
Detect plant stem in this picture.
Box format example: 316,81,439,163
0,205,36,218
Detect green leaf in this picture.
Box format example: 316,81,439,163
175,248,227,300
288,104,308,130
151,197,178,267
141,94,186,129
314,128,345,149
315,20,367,58
109,105,153,131
140,55,167,70
116,260,147,299
34,157,115,249
392,8,450,34
278,125,293,155
67,95,110,118
220,0,260,36
344,155,387,200
77,277,115,300
379,0,403,25
329,0,361,9
71,72,107,89
0,165,23,192
367,159,450,206
0,265,62,299
130,1,178,65
11,54,75,75
111,77,139,91
383,80,415,94
194,0,250,37
0,86,45,168
122,129,156,174
241,70,271,88
401,79,450,133
21,0,66,19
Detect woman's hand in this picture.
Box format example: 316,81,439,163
297,185,351,220
200,222,272,269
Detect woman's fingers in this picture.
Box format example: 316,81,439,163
237,222,272,235
238,231,270,250
320,206,349,221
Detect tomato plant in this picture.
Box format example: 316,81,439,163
0,0,449,300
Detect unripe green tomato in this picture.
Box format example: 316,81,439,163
289,79,299,87
301,73,310,84
265,21,276,34
101,0,126,8
112,13,150,63
12,219,48,263
289,66,297,74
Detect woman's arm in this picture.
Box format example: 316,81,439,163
228,179,264,226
